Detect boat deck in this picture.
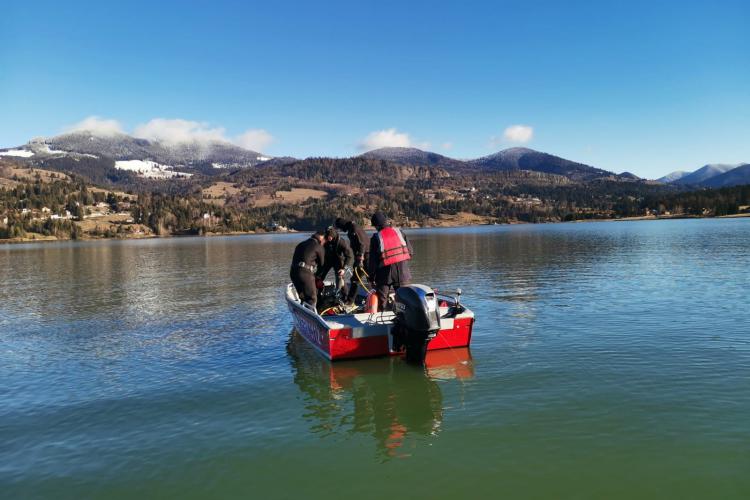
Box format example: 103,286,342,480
323,311,396,338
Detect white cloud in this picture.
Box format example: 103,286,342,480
64,116,124,137
358,128,430,151
359,128,411,150
490,124,535,147
62,116,275,152
500,124,534,144
235,129,274,152
133,118,228,145
132,118,275,152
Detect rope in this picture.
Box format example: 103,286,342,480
354,266,373,294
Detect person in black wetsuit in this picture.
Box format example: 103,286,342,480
368,212,412,309
334,217,370,303
290,231,326,307
316,227,354,293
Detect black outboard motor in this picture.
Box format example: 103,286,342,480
392,285,441,364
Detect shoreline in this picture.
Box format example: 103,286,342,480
2,213,749,245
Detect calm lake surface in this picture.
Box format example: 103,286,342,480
1,219,749,499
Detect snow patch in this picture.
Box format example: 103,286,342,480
34,144,69,155
115,160,192,179
44,146,68,155
0,149,34,158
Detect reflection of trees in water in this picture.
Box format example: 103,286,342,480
413,228,621,289
287,332,472,460
408,227,623,347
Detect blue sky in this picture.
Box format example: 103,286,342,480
1,0,748,178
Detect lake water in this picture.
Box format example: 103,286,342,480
1,219,749,499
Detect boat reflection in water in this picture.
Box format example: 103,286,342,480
286,331,474,459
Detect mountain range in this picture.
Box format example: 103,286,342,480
0,131,270,176
1,131,748,188
658,163,750,188
0,132,637,182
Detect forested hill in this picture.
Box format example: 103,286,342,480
2,148,750,241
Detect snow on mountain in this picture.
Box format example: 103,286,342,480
657,170,689,183
701,164,750,188
37,144,71,155
0,131,275,180
361,147,453,164
114,160,192,179
469,147,617,181
0,149,34,157
16,131,271,169
674,164,739,186
1,141,99,159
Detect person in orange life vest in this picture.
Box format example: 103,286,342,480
368,211,412,308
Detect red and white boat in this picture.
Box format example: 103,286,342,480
285,283,474,362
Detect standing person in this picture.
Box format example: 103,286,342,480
334,217,369,303
290,231,326,308
368,212,412,309
317,227,354,292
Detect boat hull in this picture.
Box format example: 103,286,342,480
286,284,474,361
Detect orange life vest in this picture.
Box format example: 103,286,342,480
377,227,411,266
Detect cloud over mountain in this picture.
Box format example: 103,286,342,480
64,116,124,137
359,128,429,151
133,118,227,145
61,116,274,153
490,124,534,147
235,129,274,152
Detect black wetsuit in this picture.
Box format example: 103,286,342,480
317,236,354,291
368,226,413,303
290,237,325,307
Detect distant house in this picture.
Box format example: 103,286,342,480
41,207,51,214
267,221,288,232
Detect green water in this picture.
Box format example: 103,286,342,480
1,219,748,499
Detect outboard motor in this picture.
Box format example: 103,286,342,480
392,285,441,364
